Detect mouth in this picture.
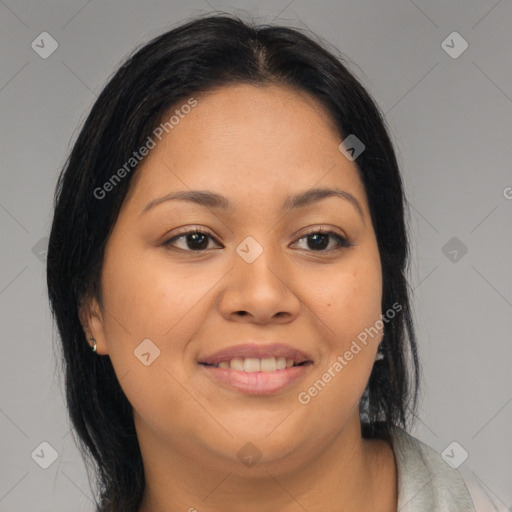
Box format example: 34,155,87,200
199,357,312,371
198,342,312,367
197,343,313,395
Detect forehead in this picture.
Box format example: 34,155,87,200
123,83,368,215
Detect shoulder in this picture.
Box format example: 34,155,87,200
388,425,476,511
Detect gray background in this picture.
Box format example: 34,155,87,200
1,1,511,510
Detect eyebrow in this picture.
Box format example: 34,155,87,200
141,187,364,220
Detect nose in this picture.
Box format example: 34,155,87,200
217,242,302,324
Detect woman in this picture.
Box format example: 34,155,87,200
47,13,494,512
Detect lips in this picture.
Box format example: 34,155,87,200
197,342,314,394
198,342,313,367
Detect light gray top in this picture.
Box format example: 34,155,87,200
390,425,477,511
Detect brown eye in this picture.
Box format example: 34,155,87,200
162,227,353,253
163,229,221,252
293,229,353,252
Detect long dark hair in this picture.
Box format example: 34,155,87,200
47,13,420,512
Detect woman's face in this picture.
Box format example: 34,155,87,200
84,83,384,474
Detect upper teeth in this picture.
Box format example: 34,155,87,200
215,357,296,371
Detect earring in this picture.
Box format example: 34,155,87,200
375,342,384,361
89,337,97,353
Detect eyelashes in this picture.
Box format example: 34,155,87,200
163,229,216,252
295,227,354,251
162,226,355,254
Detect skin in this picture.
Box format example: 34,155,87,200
80,83,397,512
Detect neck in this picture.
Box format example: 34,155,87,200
137,414,397,512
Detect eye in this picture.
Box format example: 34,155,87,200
162,228,222,252
162,227,354,253
292,228,354,252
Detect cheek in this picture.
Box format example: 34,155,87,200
314,255,383,347
101,244,217,341
335,271,382,340
296,252,382,416
98,244,222,390
98,249,212,433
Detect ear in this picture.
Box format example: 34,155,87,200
78,295,109,355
